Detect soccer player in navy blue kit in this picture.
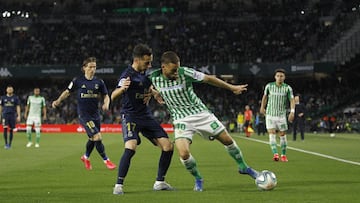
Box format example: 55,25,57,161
52,57,116,170
0,85,21,149
111,44,174,195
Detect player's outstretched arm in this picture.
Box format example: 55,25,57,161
202,74,248,95
52,90,70,108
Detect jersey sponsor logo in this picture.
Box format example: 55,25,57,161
80,93,99,98
160,83,185,91
269,92,286,96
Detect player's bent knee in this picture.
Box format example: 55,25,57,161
91,133,102,141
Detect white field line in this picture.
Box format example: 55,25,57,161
234,135,360,166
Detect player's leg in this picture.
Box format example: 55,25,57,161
215,130,258,179
3,115,9,148
34,117,41,147
175,138,203,191
92,132,116,170
9,128,14,147
278,117,289,162
279,132,288,162
299,119,305,141
79,118,97,170
8,115,16,148
142,121,174,190
113,139,137,195
3,126,8,148
151,137,174,190
26,125,33,147
114,118,140,195
266,116,279,161
26,118,33,147
155,137,173,180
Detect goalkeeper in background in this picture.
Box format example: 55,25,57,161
24,87,47,148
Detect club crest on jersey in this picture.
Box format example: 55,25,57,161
95,84,99,89
81,84,86,89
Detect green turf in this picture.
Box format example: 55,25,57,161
0,132,359,203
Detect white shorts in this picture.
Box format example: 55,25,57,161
265,115,288,132
26,116,42,127
173,111,226,141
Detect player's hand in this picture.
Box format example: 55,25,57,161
153,93,165,105
288,112,294,123
121,77,131,91
102,103,109,111
16,116,20,123
52,100,60,108
143,92,152,105
232,84,248,95
260,108,266,115
151,88,165,105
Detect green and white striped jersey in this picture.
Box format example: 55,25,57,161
149,67,209,121
27,95,46,117
264,82,293,117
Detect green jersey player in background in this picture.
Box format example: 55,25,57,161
149,51,259,192
260,68,295,162
24,87,47,148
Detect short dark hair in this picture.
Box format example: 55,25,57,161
133,44,152,58
275,68,286,74
161,51,180,64
82,57,96,67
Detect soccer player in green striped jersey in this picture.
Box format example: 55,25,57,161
24,87,47,148
149,51,259,191
260,69,295,162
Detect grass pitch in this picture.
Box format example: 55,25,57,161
0,132,359,203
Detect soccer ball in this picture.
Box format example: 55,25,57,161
255,170,277,191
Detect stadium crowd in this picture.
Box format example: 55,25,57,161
1,0,360,132
1,0,359,65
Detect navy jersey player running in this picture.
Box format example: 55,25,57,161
0,85,21,149
52,57,116,170
111,44,174,195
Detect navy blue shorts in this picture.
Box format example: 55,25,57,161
79,117,101,138
121,114,169,145
2,113,16,129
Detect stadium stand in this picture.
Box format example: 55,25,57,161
1,0,359,132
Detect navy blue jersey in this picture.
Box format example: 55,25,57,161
67,76,108,120
0,95,20,115
116,66,153,118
